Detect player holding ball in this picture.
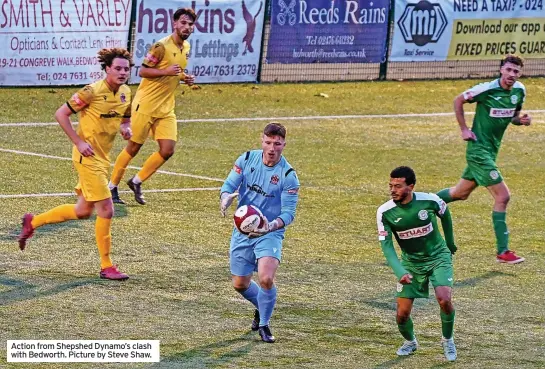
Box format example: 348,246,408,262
219,122,300,343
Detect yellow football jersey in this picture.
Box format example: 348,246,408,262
132,35,190,117
67,80,131,166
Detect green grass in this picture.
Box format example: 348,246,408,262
0,79,544,369
0,78,544,123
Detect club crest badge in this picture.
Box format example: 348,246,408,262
418,210,428,220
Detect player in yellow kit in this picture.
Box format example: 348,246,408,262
108,8,197,205
18,48,133,280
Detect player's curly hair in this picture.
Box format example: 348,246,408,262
264,122,286,138
390,166,416,186
174,7,197,21
97,48,134,71
501,54,524,68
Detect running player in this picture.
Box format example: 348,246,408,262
437,54,531,264
109,8,197,205
220,123,300,343
18,48,133,280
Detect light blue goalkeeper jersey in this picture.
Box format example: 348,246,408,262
221,150,300,233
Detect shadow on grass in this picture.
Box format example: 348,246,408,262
1,221,81,242
2,207,128,242
428,361,456,368
362,270,514,312
113,205,129,218
147,332,256,369
0,275,103,306
453,270,515,287
373,356,410,368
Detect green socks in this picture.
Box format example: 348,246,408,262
492,211,509,254
399,312,454,341
436,191,509,254
440,310,455,339
398,317,415,341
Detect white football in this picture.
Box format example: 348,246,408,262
233,205,266,234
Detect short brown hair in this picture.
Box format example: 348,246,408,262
501,54,524,68
263,122,286,138
97,48,133,71
174,7,197,22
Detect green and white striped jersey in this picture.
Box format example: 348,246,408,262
463,79,526,157
377,192,450,263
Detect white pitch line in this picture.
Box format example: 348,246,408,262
2,110,544,127
0,187,221,199
175,109,544,123
0,122,67,127
0,148,224,182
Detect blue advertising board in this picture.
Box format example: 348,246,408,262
267,0,390,63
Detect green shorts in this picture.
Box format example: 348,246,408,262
397,252,453,299
461,154,503,187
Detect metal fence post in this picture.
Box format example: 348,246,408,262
379,0,395,80
256,0,271,83
127,0,138,52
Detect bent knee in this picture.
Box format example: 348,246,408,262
75,209,92,219
232,281,250,292
258,277,274,290
495,193,511,205
159,149,175,160
98,209,114,219
453,192,471,200
396,314,410,324
126,146,141,157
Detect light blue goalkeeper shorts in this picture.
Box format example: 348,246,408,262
229,229,284,276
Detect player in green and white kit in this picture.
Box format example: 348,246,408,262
437,54,531,264
377,166,457,361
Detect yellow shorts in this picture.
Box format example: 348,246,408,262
131,110,177,144
74,160,110,202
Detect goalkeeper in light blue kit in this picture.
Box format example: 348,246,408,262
220,123,300,343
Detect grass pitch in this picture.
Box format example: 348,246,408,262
0,79,544,369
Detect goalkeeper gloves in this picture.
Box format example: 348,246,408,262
220,192,239,217
248,219,280,238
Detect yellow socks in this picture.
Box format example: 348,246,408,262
31,204,78,229
29,205,114,270
95,216,113,269
137,152,166,182
110,149,134,186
